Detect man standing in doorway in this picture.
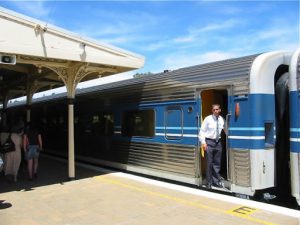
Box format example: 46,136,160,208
200,104,225,189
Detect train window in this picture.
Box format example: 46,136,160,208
59,116,64,124
51,118,57,125
92,116,99,123
81,114,92,133
165,107,183,139
91,115,101,134
122,110,154,137
82,113,114,136
265,122,274,148
103,113,114,136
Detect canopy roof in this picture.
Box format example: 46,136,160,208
0,7,144,103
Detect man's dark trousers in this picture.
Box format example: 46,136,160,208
205,138,222,186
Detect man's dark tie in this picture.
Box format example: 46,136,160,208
216,117,220,141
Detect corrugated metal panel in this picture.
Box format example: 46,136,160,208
297,54,300,91
230,149,251,187
7,54,259,107
233,81,250,96
106,88,196,105
77,54,259,103
7,92,67,108
112,141,196,178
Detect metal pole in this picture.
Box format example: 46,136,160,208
68,98,75,180
26,104,31,123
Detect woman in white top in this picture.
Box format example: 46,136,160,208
3,122,23,182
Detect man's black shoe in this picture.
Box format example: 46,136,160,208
219,176,225,181
212,182,223,188
206,183,212,189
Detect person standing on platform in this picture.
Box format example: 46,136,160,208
0,125,10,178
199,104,225,189
3,122,23,182
23,122,43,181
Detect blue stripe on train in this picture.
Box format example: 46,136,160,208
291,141,300,153
156,126,198,130
290,128,300,132
229,139,267,149
229,127,264,131
229,130,265,136
290,129,300,138
290,91,300,126
290,91,300,153
227,94,275,150
113,94,278,150
112,136,198,145
228,94,275,127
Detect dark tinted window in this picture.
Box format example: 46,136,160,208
265,122,274,148
122,110,154,137
101,113,114,136
78,113,114,136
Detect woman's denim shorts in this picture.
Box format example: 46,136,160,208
25,145,39,160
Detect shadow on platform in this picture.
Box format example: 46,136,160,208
0,154,107,193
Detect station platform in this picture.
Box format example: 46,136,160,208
0,155,299,225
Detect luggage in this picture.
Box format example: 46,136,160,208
0,135,15,154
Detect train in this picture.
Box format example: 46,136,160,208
4,48,300,206
290,48,300,206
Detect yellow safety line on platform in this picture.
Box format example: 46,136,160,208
95,176,276,225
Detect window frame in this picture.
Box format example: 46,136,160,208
164,106,183,140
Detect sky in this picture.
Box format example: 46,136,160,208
0,0,299,96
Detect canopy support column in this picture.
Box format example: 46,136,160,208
50,62,92,180
26,104,31,123
67,98,75,180
26,76,43,124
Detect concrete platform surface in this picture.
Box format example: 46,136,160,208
0,155,299,225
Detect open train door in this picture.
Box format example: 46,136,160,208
274,70,292,204
199,89,229,187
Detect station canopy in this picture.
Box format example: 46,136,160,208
0,7,145,104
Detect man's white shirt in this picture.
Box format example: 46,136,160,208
199,115,224,144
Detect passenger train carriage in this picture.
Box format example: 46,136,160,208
290,48,300,205
5,50,299,205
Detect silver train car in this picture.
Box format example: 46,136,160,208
5,50,299,206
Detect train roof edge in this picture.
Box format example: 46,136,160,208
6,50,295,107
